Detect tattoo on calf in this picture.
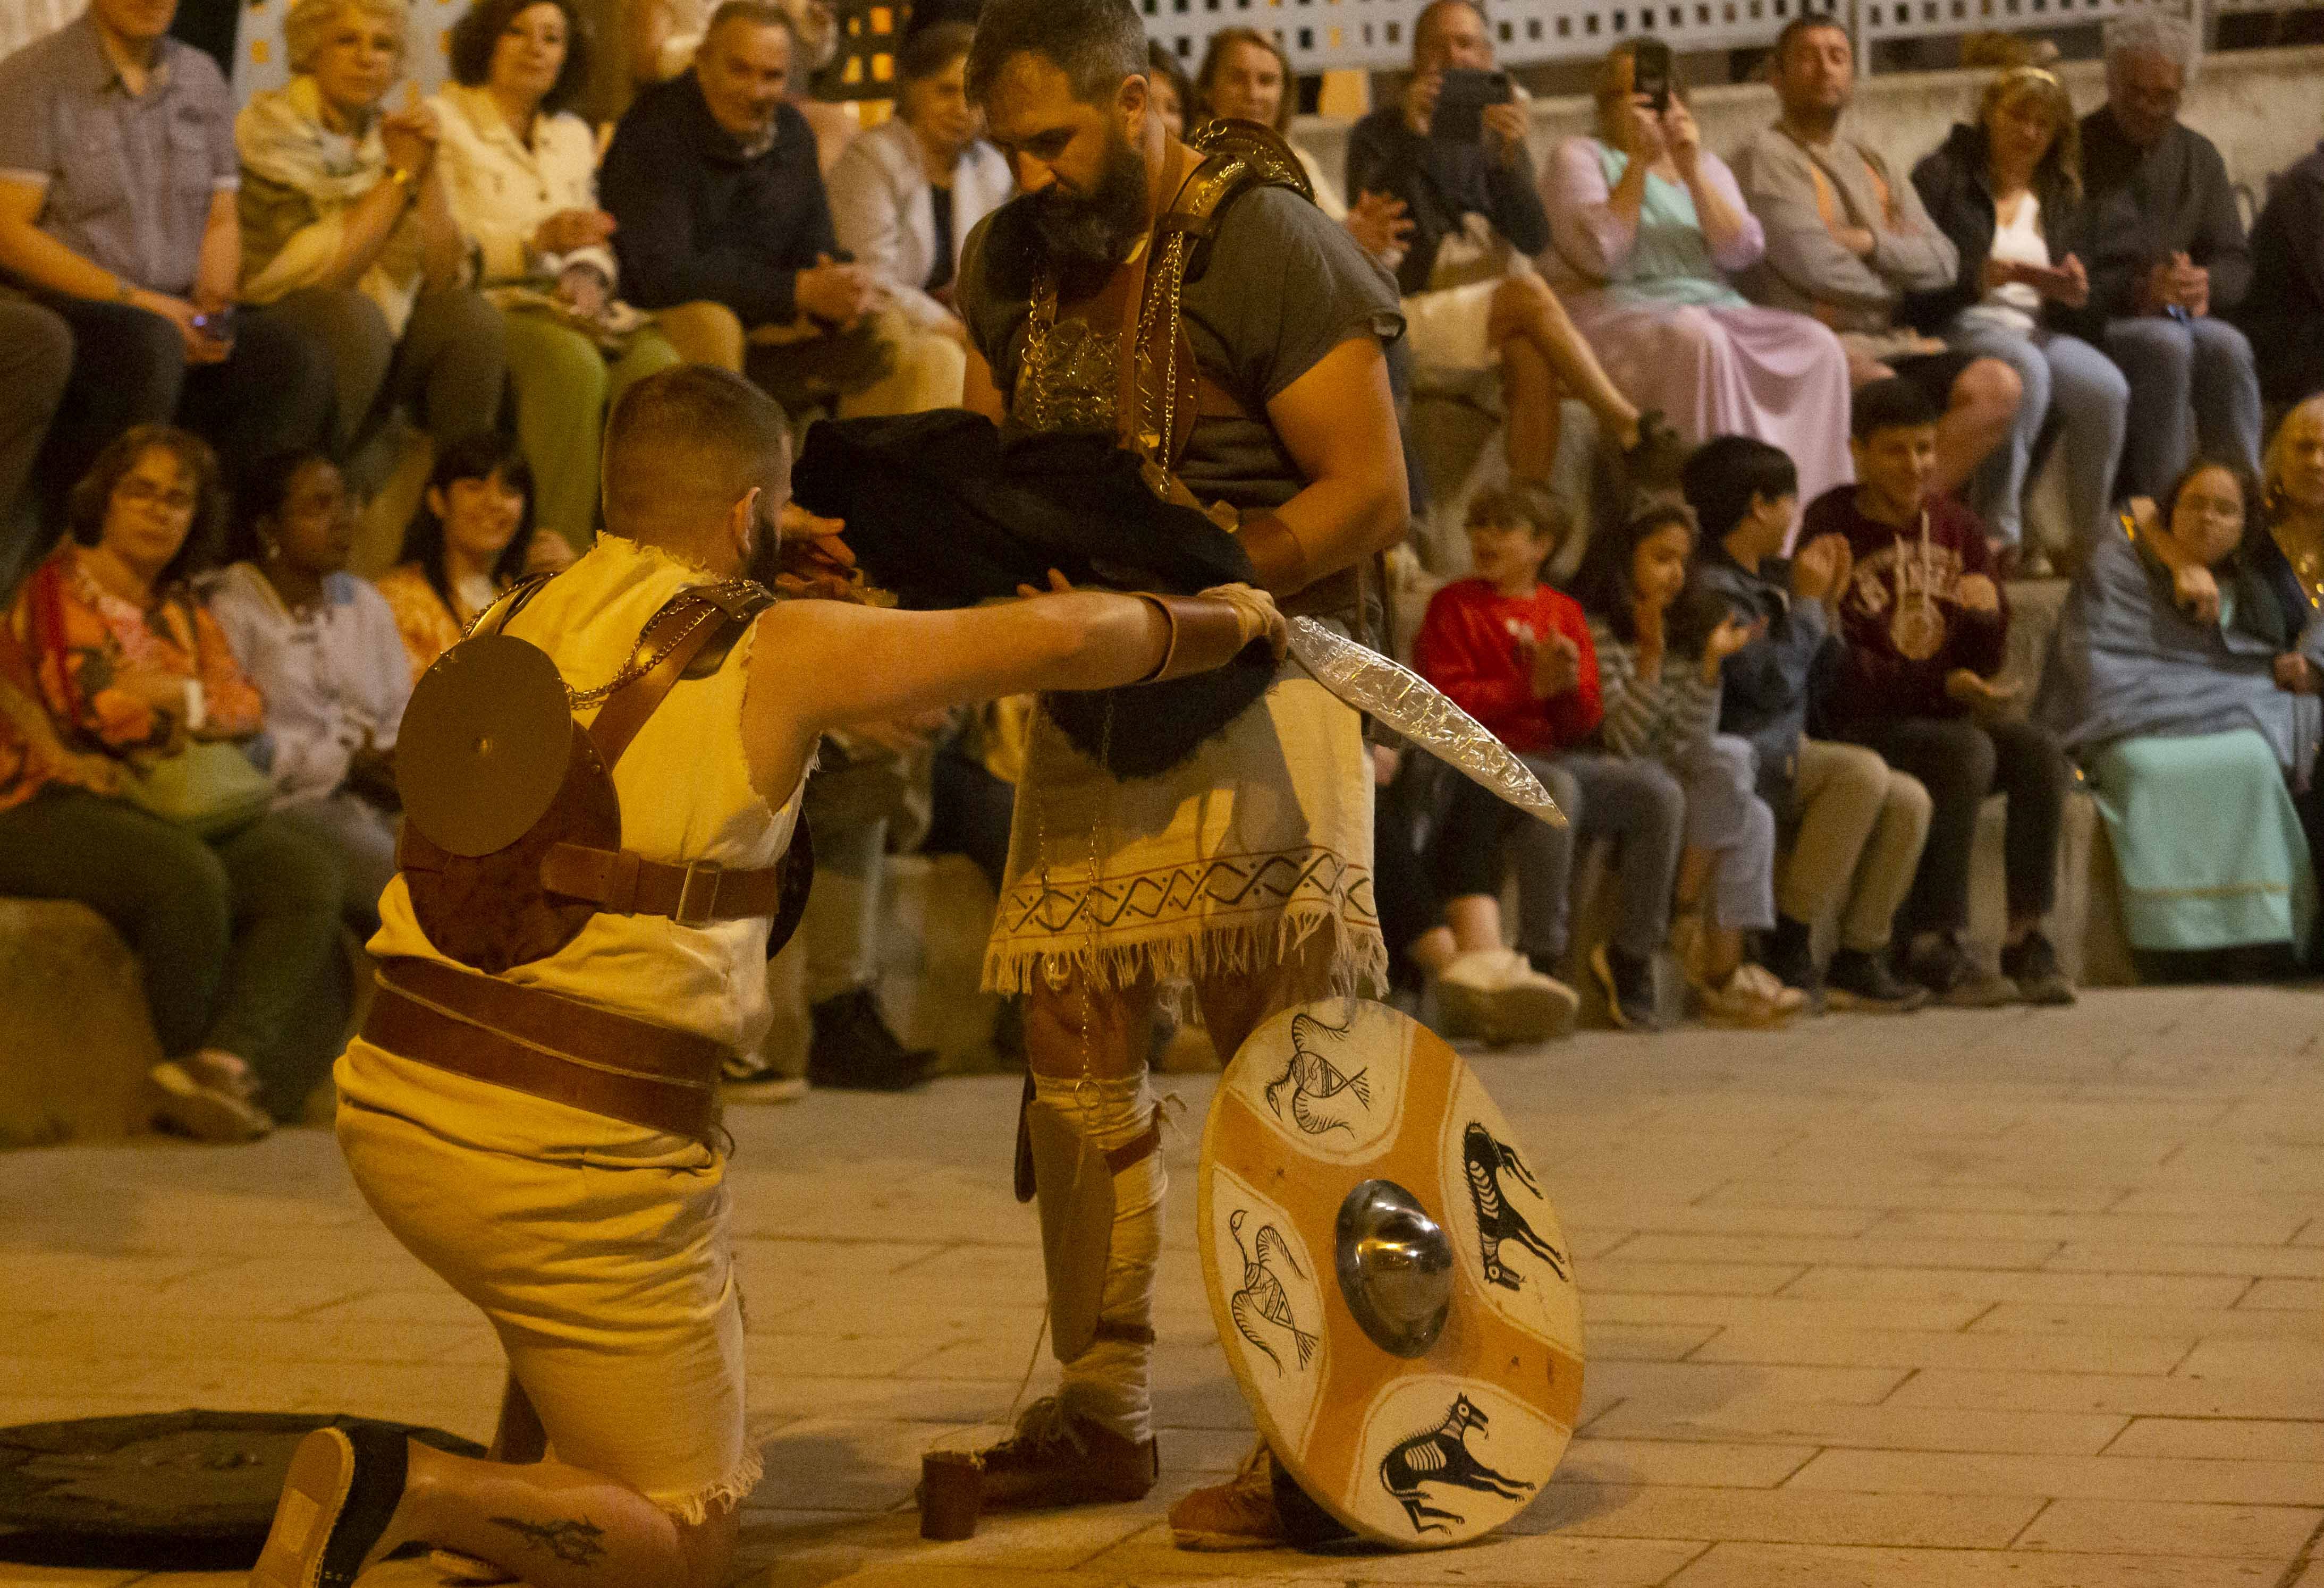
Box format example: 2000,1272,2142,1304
488,1515,610,1566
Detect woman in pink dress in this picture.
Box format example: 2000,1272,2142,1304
1540,42,1854,511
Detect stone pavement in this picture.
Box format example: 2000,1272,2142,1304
3,984,2323,1587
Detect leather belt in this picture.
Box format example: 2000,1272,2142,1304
540,843,784,927
364,957,725,1142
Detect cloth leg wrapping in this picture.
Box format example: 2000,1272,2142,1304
1028,1071,1164,1444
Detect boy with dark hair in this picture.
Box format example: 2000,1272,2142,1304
1800,379,2075,1005
1413,482,1686,1032
1686,434,1931,1011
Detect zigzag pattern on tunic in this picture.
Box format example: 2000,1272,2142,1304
994,847,1380,938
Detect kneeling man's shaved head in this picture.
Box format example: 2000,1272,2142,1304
602,367,793,550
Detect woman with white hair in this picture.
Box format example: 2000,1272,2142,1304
235,0,509,461
2079,11,2262,502
431,0,683,549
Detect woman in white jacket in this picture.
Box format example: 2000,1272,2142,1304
429,0,682,549
826,23,1011,364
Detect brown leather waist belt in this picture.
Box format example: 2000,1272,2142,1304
540,843,784,927
364,956,725,1142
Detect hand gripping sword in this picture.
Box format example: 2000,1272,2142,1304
1284,618,1566,827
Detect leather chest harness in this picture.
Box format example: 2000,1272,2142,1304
367,575,810,1142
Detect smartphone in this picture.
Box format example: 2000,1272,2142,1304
190,307,237,342
1431,66,1515,143
1631,38,1674,114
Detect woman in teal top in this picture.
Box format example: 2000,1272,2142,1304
1541,41,1854,513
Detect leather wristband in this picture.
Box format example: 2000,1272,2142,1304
1135,593,1255,683
1236,512,1310,595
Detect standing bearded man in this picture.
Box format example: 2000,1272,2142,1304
950,0,1412,1549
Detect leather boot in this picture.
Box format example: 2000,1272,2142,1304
969,1398,1158,1513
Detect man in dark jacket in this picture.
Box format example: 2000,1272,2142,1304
602,1,956,417
1341,0,1655,481
2079,13,2261,499
2239,142,2324,403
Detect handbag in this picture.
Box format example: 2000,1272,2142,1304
120,740,274,838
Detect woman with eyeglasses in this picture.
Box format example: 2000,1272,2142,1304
2035,455,2322,967
0,427,350,1141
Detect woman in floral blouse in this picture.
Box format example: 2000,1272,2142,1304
1,428,350,1140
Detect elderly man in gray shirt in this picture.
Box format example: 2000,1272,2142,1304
1732,16,2023,545
0,0,334,546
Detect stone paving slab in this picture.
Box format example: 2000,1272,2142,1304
1,986,2322,1585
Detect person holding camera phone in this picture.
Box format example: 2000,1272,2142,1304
0,0,337,543
1541,41,1855,510
1346,0,1677,489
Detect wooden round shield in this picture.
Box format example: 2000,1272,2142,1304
397,634,576,859
1197,1000,1584,1549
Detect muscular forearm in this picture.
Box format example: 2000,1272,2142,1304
1244,474,1408,597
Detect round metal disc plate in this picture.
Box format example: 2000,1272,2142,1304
1197,1000,1584,1549
396,634,575,859
0,1411,483,1557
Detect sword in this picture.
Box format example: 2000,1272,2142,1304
1284,618,1566,827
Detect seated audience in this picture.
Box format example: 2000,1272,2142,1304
0,0,335,520
1414,483,1680,1032
2080,14,2261,498
1574,503,1803,1026
1909,66,2128,560
235,0,508,465
1347,0,1662,483
208,449,409,927
2237,139,2324,405
629,0,834,90
602,3,952,419
1733,16,2021,509
827,24,1008,369
1685,435,1933,1010
2036,456,2318,959
375,431,569,680
1542,43,1853,505
431,0,682,550
2,427,349,1135
1144,40,1192,141
1808,378,2075,1006
1196,28,1343,223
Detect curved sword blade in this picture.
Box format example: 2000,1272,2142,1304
1286,618,1566,827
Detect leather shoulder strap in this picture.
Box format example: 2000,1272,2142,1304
585,583,767,772
472,573,554,639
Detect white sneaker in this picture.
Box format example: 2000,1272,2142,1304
1693,964,1801,1029
1730,962,1810,1016
1436,949,1579,1046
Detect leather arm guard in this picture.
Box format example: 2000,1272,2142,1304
1134,592,1262,683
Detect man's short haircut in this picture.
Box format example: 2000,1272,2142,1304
897,20,976,85
704,0,795,49
965,0,1145,107
2105,13,2196,79
1466,481,1570,547
1681,435,1799,543
1414,0,1488,57
1851,376,1943,441
1772,13,1851,67
602,367,793,531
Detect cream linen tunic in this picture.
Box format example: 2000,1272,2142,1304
335,536,798,1521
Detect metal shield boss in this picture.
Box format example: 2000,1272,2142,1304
1197,1000,1584,1548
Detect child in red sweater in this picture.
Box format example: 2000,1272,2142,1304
1412,485,1686,1034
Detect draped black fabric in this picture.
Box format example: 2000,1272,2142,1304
793,411,1276,777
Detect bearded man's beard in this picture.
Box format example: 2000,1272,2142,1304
1030,127,1150,267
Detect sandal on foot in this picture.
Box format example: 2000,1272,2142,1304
251,1423,409,1588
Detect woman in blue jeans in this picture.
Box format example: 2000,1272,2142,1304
1909,67,2129,563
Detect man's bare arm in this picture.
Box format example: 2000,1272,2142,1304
1241,334,1409,596
740,592,1184,801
